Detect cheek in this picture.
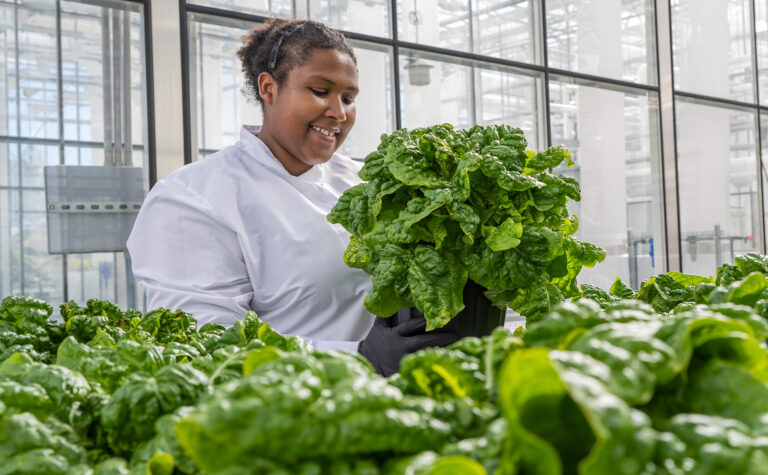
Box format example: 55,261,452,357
345,106,357,128
303,94,327,115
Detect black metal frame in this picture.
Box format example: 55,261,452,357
0,0,156,302
391,0,402,130
675,90,768,112
12,0,23,296
180,2,668,149
179,0,193,165
665,0,768,264
144,0,157,186
176,0,768,275
751,0,767,253
55,0,68,300
541,0,551,147
0,135,147,149
656,0,683,272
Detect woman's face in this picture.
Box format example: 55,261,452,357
258,48,359,176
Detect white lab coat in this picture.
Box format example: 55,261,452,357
126,125,375,351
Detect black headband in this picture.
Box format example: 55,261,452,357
268,24,303,71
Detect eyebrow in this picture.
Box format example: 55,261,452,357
308,75,359,93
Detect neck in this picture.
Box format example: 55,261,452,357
255,125,312,176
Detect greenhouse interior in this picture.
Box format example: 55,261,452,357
3,0,768,473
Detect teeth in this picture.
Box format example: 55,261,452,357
312,126,337,137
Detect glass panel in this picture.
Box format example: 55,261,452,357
399,49,544,149
187,0,294,18
677,99,760,273
63,145,105,167
546,0,657,85
761,113,768,251
10,208,21,296
0,144,7,187
0,189,20,298
549,77,666,289
67,252,127,304
305,0,391,38
22,189,45,212
0,0,148,308
22,211,63,303
341,40,395,159
399,49,473,129
60,2,147,147
21,143,58,188
132,148,146,173
188,14,261,160
1,142,18,188
472,0,539,64
672,0,755,102
757,0,768,106
474,66,544,151
0,8,13,137
61,4,104,143
397,0,471,52
0,0,59,139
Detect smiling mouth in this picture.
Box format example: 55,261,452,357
311,125,338,138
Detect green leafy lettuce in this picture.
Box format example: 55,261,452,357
328,124,605,329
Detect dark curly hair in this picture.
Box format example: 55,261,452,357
237,18,357,107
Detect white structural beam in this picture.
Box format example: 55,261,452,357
149,0,185,182
655,0,682,272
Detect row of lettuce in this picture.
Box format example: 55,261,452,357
5,254,768,473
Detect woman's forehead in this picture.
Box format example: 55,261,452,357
292,49,358,83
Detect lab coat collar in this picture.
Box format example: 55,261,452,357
240,125,324,182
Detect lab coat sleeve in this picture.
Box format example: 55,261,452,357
127,178,254,327
310,339,361,353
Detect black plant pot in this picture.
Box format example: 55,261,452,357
442,279,506,338
391,280,506,338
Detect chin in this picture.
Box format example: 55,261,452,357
306,154,334,166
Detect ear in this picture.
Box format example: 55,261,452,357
257,71,278,105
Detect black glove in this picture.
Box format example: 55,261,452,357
358,308,459,377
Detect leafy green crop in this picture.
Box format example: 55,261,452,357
578,253,768,323
8,254,768,472
0,296,63,363
328,124,605,329
0,285,768,474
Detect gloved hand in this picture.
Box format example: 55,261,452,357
358,308,459,377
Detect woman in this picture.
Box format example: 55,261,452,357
127,18,456,375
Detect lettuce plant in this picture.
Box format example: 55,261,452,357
328,124,605,329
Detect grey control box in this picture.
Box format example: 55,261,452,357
44,165,145,254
